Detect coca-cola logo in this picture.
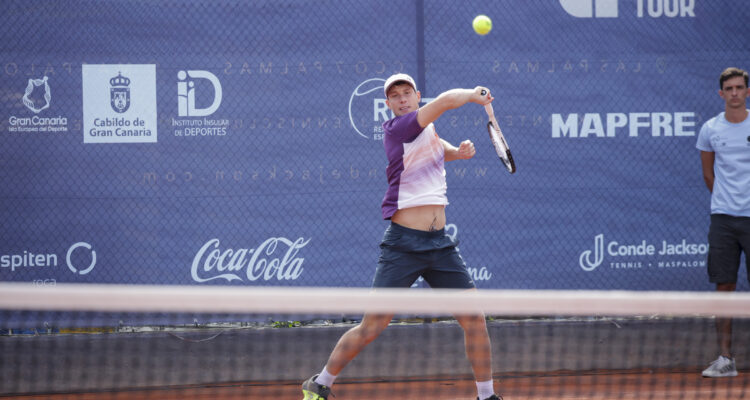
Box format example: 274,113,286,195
191,237,311,283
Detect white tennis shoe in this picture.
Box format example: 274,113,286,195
702,355,738,378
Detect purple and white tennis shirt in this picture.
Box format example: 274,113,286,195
381,110,448,220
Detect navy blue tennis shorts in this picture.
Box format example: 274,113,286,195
372,222,476,289
707,213,750,284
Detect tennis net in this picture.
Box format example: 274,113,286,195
1,283,749,399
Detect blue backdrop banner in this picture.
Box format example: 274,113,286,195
1,0,748,291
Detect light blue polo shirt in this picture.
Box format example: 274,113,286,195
696,111,750,217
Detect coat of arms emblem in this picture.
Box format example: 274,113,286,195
110,72,130,113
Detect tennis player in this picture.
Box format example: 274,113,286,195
301,73,501,400
696,67,750,378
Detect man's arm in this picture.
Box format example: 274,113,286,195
442,139,476,162
417,87,492,128
700,151,715,192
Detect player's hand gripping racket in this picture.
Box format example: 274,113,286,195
481,89,516,173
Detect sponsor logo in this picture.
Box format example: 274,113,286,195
177,70,222,117
7,76,69,133
82,64,157,143
172,70,229,138
109,72,131,113
66,242,97,275
551,112,696,138
560,0,618,18
579,234,707,271
0,242,97,276
349,78,389,140
636,0,695,18
22,76,51,113
191,237,311,283
348,78,434,141
560,0,695,19
710,134,750,148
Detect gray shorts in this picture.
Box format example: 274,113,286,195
372,222,475,289
707,213,750,284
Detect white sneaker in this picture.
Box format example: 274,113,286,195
702,355,738,378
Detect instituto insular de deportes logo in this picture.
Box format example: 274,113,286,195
172,70,229,137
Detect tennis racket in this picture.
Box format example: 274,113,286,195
481,89,516,173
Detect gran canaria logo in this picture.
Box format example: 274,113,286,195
7,76,68,134
22,76,51,114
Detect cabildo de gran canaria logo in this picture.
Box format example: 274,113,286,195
579,234,707,271
109,72,130,113
559,0,696,18
82,64,158,143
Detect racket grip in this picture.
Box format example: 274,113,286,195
480,89,494,116
484,103,495,117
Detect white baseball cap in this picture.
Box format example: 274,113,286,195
383,73,417,97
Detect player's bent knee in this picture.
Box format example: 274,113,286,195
356,315,391,343
456,315,488,334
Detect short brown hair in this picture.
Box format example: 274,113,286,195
719,67,748,90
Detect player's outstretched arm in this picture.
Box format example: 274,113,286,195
417,86,493,128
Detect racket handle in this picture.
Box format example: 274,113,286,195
480,89,495,117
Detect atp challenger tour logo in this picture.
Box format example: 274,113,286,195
559,0,695,18
579,234,707,271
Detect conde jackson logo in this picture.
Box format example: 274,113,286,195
191,237,311,283
579,234,707,271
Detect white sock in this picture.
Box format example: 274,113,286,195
314,366,337,387
476,379,494,400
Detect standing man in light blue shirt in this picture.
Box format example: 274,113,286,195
696,67,750,378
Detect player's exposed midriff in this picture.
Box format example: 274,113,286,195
391,204,447,232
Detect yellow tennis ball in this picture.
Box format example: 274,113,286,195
473,15,492,35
